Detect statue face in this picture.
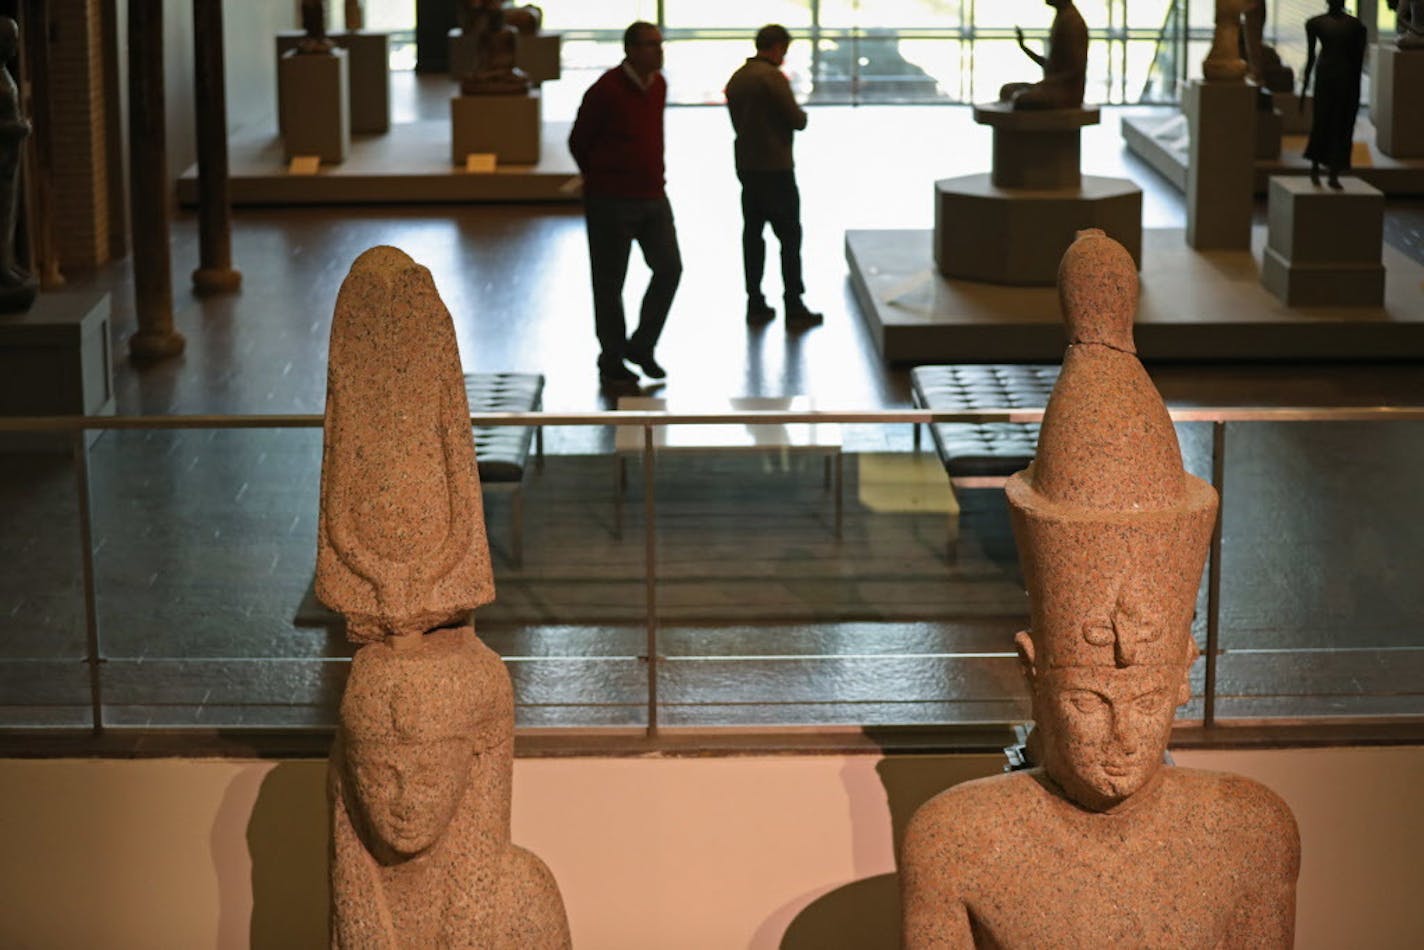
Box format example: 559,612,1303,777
347,735,475,856
1033,664,1185,811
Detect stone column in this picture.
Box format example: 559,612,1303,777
126,0,184,361
1185,79,1256,250
191,0,241,294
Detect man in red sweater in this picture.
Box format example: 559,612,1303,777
568,21,682,392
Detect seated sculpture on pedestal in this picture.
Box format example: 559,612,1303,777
901,230,1300,949
999,0,1088,110
1301,0,1367,189
299,0,336,54
459,0,534,95
1388,0,1424,48
0,16,36,313
319,246,570,948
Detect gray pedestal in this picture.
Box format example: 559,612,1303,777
0,292,113,452
973,102,1100,189
449,29,476,79
277,32,389,134
933,174,1142,286
1261,176,1384,306
516,32,561,83
1186,79,1256,250
451,92,541,165
278,50,350,163
1255,102,1283,160
1373,45,1424,158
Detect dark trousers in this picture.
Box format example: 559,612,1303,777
584,193,682,371
737,169,804,301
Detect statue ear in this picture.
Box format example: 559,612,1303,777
1014,631,1038,682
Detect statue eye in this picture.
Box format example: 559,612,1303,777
1068,693,1104,713
1135,691,1165,713
1082,622,1115,646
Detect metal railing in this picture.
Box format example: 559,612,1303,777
2,405,1422,747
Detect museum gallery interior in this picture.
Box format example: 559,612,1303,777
0,2,1422,947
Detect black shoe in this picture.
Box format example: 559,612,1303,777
599,361,640,393
784,299,823,328
746,297,775,325
625,347,666,380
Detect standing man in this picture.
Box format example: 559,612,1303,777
568,21,682,392
725,25,821,328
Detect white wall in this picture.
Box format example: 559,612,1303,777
1,747,1421,949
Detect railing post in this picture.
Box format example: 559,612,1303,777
72,429,104,735
1204,420,1226,728
643,424,659,738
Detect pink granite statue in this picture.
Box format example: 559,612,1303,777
319,246,570,948
458,0,533,95
900,230,1300,949
1203,0,1251,80
999,0,1088,110
345,0,364,32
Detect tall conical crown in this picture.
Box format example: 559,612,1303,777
1007,230,1217,670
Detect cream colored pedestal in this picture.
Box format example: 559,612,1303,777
1373,45,1424,158
1185,79,1255,250
1261,176,1384,307
276,32,388,133
0,292,113,452
973,102,1100,189
278,49,350,163
451,92,541,165
516,32,561,83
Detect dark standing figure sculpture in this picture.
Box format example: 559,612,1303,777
999,0,1088,110
299,0,336,54
0,16,36,313
1300,0,1366,189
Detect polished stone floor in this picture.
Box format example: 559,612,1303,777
2,74,1423,736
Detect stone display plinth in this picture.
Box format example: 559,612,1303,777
451,92,541,165
516,32,561,83
277,31,390,133
934,174,1141,285
973,103,1100,189
1373,45,1424,158
449,28,476,79
278,49,350,163
1185,79,1255,250
1273,91,1312,134
0,292,113,452
1262,176,1384,306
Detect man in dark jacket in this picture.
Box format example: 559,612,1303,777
725,24,821,327
568,21,682,391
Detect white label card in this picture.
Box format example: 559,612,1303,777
288,155,321,175
465,153,497,173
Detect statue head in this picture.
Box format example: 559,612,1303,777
1008,230,1217,813
340,628,510,856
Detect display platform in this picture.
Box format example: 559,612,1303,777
177,118,579,206
846,227,1424,363
1122,112,1424,196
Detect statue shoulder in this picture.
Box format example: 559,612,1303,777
1164,768,1300,861
906,772,1041,853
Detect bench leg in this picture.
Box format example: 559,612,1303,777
913,422,922,454
834,451,843,540
613,455,625,540
535,426,545,474
512,486,524,567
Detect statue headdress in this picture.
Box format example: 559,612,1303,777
1007,230,1217,671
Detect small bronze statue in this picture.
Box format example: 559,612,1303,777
298,0,336,54
0,16,37,313
999,0,1088,110
458,0,531,96
1388,0,1424,49
1300,0,1367,189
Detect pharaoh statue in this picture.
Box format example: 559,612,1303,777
299,0,336,54
901,230,1301,949
999,0,1088,110
457,0,532,95
1242,0,1296,92
1203,0,1250,80
1301,0,1367,188
345,0,364,33
0,16,36,313
319,245,570,949
1387,0,1424,49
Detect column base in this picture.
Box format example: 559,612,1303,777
192,267,243,295
128,328,187,362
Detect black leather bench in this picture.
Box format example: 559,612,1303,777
910,365,1059,486
465,372,544,565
